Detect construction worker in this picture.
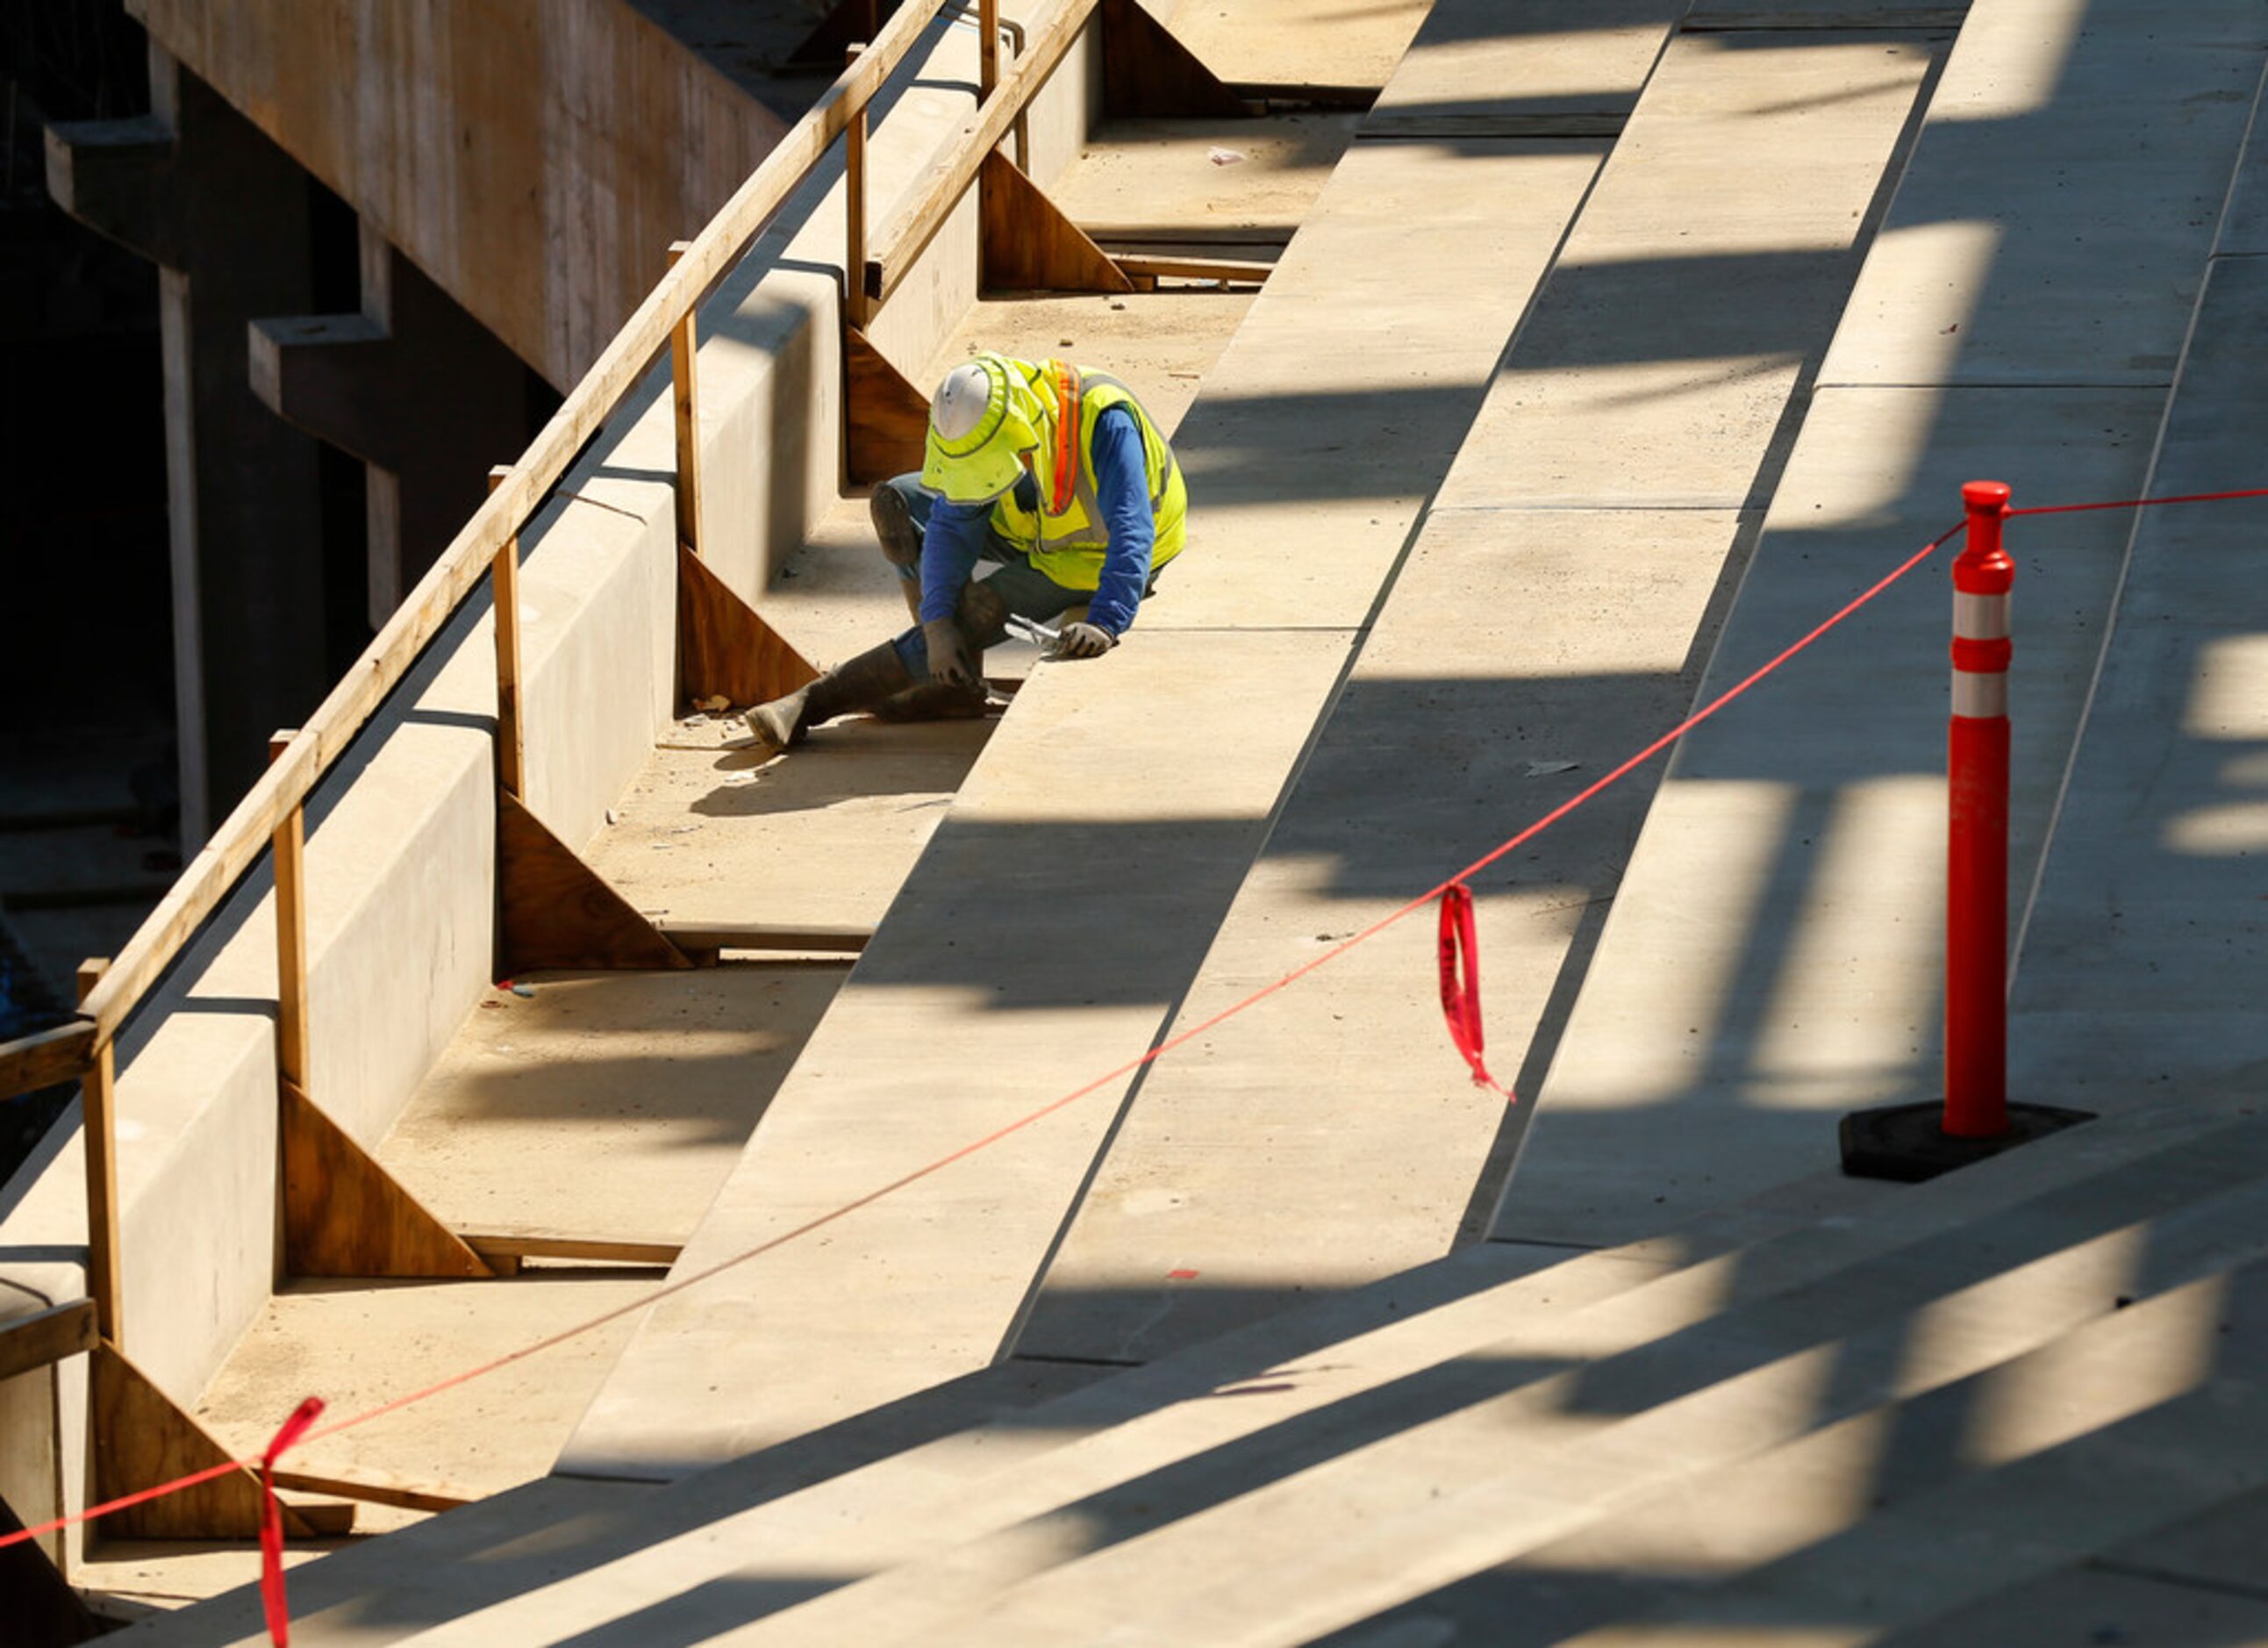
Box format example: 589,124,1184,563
742,350,1186,748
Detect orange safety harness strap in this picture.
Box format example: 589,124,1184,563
1047,359,1080,515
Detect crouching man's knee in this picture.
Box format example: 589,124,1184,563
871,483,923,573
954,578,1009,649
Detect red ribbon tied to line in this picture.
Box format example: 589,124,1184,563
260,1395,326,1646
1437,884,1513,1101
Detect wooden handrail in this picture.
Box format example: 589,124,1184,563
0,0,1148,1389
55,0,957,1050
0,0,1091,1095
0,1020,95,1103
871,0,1099,309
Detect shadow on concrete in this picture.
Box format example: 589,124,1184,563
138,1096,2268,1641
680,720,991,820
89,1,2268,1637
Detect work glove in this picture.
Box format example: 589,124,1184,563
1052,620,1117,660
922,617,978,689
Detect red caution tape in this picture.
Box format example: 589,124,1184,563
259,1397,324,1646
1437,885,1513,1101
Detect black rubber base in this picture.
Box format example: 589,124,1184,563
1839,1100,2094,1183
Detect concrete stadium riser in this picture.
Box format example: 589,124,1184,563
508,404,681,853
2220,89,2268,254
0,3,1114,1561
1819,0,2266,391
1152,141,1610,629
82,4,2268,1636
1363,0,1682,125
0,598,501,1569
159,1072,2254,1643
689,267,840,603
2007,254,2268,1114
554,630,1358,1480
548,0,1651,1485
1022,17,1940,1367
1493,0,2268,1251
785,1094,2268,1644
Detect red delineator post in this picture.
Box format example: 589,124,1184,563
1840,478,2090,1181
1944,479,2014,1138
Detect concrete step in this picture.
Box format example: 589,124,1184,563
1429,1260,2268,1645
1016,5,1947,1371
120,1063,2261,1641
101,3,2268,1638
1316,1126,2268,1640
1493,0,2268,1253
114,1220,1671,1643
544,0,1621,1487
2001,243,2268,1128
767,1094,2268,1643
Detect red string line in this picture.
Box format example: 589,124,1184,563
0,1461,244,1549
0,514,1972,1555
311,519,1971,1444
2005,485,2268,518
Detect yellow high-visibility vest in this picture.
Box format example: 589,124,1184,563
989,358,1186,591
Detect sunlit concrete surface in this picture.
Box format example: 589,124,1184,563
35,0,2268,1639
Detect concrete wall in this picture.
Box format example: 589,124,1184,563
0,1,1106,1572
127,0,791,390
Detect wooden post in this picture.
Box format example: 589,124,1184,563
268,731,310,1095
70,4,957,1058
75,960,122,1348
488,466,525,801
980,0,1026,168
844,46,870,331
268,731,308,1287
666,240,705,558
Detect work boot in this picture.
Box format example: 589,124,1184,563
871,485,926,624
740,640,914,749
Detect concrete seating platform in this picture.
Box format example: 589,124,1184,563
103,1,2268,1639
1496,0,2268,1250
1020,9,1944,1369
551,0,1623,1484
125,1064,2268,1642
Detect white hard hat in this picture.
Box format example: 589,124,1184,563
921,353,1043,504
930,362,995,443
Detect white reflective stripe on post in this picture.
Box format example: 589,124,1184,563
1952,671,2008,717
1951,587,2010,718
1953,590,2009,641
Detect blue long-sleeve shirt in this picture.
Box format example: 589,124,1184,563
919,405,1155,634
